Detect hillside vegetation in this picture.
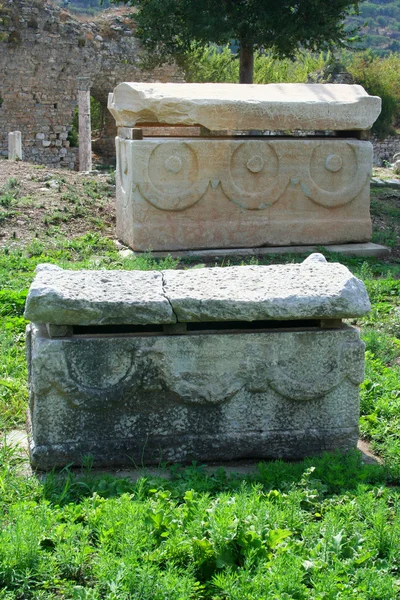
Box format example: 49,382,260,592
59,0,400,56
52,0,110,14
348,0,400,55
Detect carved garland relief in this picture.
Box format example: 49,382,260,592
61,336,365,408
117,139,372,213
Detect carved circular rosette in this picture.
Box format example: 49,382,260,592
139,141,208,211
303,141,372,208
65,341,136,399
221,141,289,210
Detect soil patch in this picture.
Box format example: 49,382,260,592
0,159,115,249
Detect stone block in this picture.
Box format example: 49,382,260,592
25,257,370,469
27,323,365,469
115,137,373,251
108,83,381,131
24,266,175,325
162,257,371,322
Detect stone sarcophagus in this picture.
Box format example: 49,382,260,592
25,255,370,469
108,83,381,252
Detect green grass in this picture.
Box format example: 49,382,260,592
0,178,20,224
0,234,400,598
0,444,397,599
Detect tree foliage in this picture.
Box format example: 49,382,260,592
114,0,363,82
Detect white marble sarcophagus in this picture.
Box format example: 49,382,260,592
25,254,370,469
108,83,381,252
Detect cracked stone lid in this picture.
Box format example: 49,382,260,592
24,264,176,326
108,82,381,131
24,255,370,326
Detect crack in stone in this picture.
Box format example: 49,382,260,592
161,271,178,323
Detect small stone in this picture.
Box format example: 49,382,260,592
119,248,136,259
302,253,327,265
36,264,63,273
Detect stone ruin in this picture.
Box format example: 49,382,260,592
0,0,180,169
25,254,370,469
108,82,381,251
8,131,22,161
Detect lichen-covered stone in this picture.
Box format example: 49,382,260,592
25,258,370,469
27,323,364,469
24,267,175,325
24,256,370,326
162,256,371,322
109,82,381,131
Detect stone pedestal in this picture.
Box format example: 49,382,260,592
8,131,22,160
24,255,370,470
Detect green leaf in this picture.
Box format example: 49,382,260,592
266,528,292,549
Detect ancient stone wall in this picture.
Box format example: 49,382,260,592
371,133,400,166
0,0,181,169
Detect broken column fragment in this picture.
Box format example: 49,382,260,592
77,77,92,172
8,131,22,160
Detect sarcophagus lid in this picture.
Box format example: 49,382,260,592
24,255,370,327
108,82,381,132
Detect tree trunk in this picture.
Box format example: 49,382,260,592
239,44,254,84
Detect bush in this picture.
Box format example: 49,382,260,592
183,45,331,85
347,51,400,137
182,45,400,136
183,45,239,83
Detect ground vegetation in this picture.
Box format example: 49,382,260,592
0,160,399,597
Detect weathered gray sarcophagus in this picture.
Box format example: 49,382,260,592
25,254,370,469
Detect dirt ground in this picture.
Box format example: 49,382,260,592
0,159,116,249
0,159,399,257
